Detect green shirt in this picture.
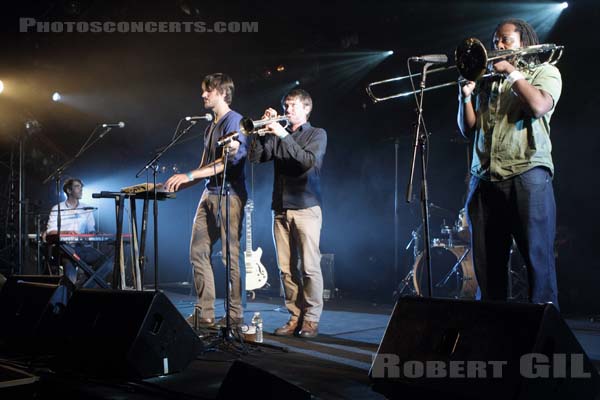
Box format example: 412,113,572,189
471,64,562,181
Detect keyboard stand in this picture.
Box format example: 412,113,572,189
59,243,110,289
92,191,175,290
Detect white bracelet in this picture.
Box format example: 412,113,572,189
186,172,194,182
506,70,525,86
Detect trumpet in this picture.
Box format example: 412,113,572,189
366,38,564,103
216,115,291,146
240,115,290,136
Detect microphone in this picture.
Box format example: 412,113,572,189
185,114,213,122
101,122,125,128
217,131,239,146
410,54,448,64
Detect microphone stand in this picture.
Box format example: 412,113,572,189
215,145,234,342
136,120,198,292
43,125,113,271
393,137,399,297
406,62,434,298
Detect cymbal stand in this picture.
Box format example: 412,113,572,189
395,228,420,297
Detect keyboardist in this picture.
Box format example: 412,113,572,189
45,178,95,238
44,178,101,284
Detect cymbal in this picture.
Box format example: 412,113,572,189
428,202,454,217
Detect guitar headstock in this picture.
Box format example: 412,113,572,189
244,199,254,213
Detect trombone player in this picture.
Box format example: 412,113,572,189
458,19,562,306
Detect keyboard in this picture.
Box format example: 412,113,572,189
34,233,132,244
120,183,168,194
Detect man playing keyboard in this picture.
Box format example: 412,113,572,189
44,178,100,284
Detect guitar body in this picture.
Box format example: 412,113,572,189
243,200,268,291
245,247,268,291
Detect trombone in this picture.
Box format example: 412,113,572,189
366,38,564,103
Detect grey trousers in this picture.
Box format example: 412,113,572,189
273,206,323,322
189,190,244,319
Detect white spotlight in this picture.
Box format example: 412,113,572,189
52,92,61,102
386,50,394,56
559,2,568,9
294,80,300,86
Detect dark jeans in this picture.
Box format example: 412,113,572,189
466,167,558,306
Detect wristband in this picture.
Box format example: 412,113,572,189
462,95,472,104
186,172,194,182
506,70,525,86
277,131,289,139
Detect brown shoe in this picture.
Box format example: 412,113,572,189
216,316,244,328
297,320,318,338
274,319,299,336
196,317,216,329
186,313,215,329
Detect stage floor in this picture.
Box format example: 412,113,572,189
1,287,599,399
159,289,600,399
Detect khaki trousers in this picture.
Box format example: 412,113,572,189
273,206,323,322
189,190,244,319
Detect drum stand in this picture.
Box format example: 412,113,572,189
436,246,470,297
507,239,528,301
396,271,417,296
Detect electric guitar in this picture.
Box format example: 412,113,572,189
244,200,268,290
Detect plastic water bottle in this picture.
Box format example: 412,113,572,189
251,312,263,343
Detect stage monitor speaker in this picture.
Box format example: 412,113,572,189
56,289,203,379
370,297,599,400
0,275,68,354
218,360,312,400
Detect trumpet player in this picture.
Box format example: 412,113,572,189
250,89,327,338
457,19,562,306
165,73,248,329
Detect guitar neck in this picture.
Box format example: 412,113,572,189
245,207,252,253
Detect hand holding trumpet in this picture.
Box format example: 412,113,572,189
261,108,289,138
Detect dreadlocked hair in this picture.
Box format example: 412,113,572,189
493,18,540,65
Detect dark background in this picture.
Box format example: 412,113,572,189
0,0,597,315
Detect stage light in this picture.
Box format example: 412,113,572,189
0,80,4,94
25,120,42,135
276,65,285,72
294,80,300,86
52,92,61,102
559,2,568,9
385,50,394,56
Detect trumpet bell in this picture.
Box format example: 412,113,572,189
240,117,256,136
456,38,488,82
